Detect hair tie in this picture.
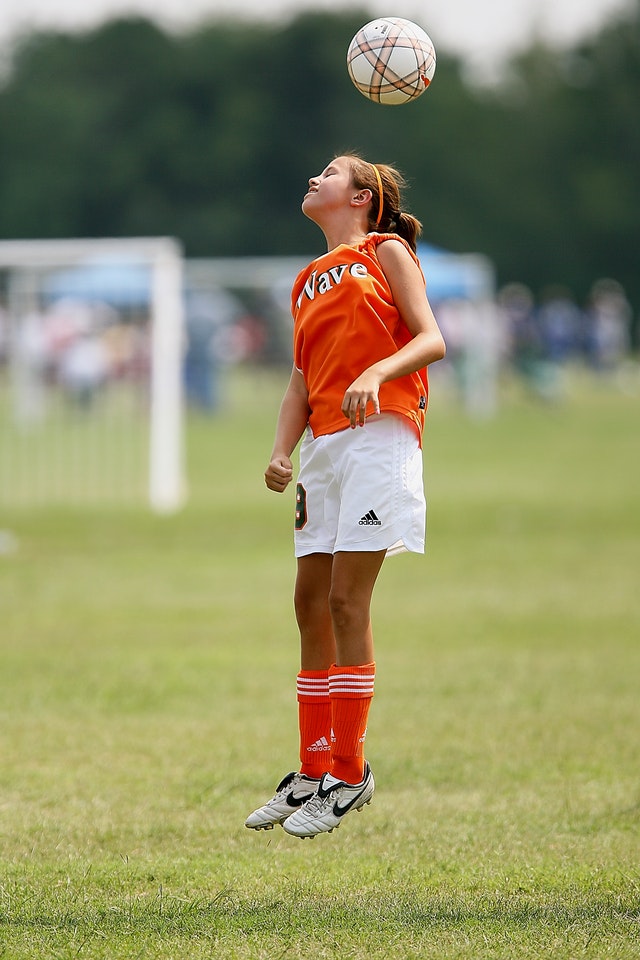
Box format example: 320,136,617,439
370,163,384,227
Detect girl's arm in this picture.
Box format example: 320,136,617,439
265,365,310,492
342,238,446,427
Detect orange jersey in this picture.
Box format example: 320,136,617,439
292,233,429,442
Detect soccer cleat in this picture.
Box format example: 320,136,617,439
244,771,321,830
282,763,375,838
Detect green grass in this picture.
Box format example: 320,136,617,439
1,367,639,958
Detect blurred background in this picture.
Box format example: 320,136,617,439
0,0,638,508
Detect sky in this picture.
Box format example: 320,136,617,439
0,0,633,75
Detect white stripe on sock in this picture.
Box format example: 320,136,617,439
297,676,330,697
329,674,375,695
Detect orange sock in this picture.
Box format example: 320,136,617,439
297,670,331,778
328,662,375,784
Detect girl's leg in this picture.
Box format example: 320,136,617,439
294,553,334,777
294,552,335,669
293,550,386,783
328,550,386,665
327,549,386,783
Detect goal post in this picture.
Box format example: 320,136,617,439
149,240,186,513
0,237,186,512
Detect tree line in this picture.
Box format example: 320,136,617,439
0,5,638,329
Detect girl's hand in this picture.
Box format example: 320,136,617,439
341,370,382,428
265,455,293,492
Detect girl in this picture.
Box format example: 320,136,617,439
245,154,446,838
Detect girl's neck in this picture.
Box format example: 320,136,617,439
323,230,369,252
312,208,371,252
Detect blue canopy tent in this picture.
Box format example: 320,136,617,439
417,243,494,302
44,257,152,309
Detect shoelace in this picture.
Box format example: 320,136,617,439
273,775,300,800
276,773,316,800
298,794,330,815
299,784,341,815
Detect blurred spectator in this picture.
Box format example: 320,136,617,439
14,311,48,422
183,289,242,412
0,305,8,365
585,279,632,373
537,285,584,365
498,283,558,400
435,297,505,418
58,327,109,408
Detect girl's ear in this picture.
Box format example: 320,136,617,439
351,188,373,209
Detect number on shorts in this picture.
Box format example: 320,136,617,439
295,483,307,530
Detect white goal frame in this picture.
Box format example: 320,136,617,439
0,237,185,513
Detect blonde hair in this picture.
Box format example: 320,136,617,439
345,154,422,252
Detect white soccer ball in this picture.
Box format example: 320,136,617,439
347,17,436,105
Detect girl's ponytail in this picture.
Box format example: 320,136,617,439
389,210,422,252
348,155,422,252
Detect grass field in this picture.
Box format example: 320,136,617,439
1,366,639,958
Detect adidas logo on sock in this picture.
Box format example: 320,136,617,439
359,509,382,526
307,736,330,753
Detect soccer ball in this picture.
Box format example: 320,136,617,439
347,17,436,105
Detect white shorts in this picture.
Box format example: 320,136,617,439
294,414,426,558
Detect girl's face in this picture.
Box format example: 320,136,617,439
302,156,355,221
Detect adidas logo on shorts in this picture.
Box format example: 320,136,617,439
359,509,382,526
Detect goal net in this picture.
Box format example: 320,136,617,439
0,238,185,512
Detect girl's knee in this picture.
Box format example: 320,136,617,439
295,580,328,632
328,587,361,632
